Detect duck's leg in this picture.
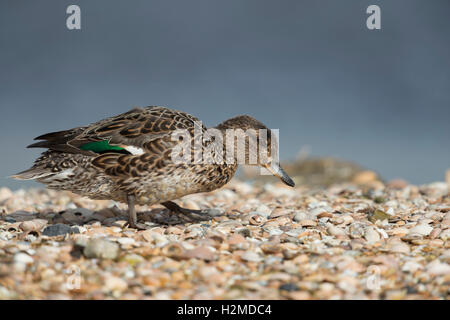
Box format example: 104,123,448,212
162,201,204,214
162,201,208,223
126,194,148,230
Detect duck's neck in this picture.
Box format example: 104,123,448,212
212,117,248,169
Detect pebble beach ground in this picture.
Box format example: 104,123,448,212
0,175,449,299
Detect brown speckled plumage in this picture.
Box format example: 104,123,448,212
13,106,294,228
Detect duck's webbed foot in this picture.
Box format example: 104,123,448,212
161,201,209,223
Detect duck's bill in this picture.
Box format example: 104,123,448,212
265,163,295,187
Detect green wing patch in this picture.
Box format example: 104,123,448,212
80,140,126,153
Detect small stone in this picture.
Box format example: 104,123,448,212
426,260,450,276
184,246,216,261
299,219,317,227
19,219,48,232
408,224,433,236
116,237,135,246
260,243,281,254
341,215,354,225
83,239,119,259
141,230,169,246
198,266,219,278
104,276,128,293
269,208,291,219
13,252,34,264
247,214,265,226
121,254,145,266
61,208,94,223
441,219,450,228
317,212,333,219
293,212,308,222
228,233,246,245
369,210,390,223
13,252,34,272
310,207,328,217
279,283,299,292
327,225,346,237
236,227,252,238
388,242,410,254
241,251,262,262
267,228,283,236
401,233,423,242
253,204,272,218
390,227,408,237
42,224,79,237
439,229,450,241
402,261,423,273
364,227,380,243
429,228,441,239
349,223,365,239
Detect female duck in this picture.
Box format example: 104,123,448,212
13,106,294,229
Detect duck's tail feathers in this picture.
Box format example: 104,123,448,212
10,167,53,180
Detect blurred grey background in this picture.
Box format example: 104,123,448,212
1,0,449,189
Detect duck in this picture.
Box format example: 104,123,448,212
12,106,295,229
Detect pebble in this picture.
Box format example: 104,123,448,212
42,224,79,237
104,276,128,293
184,246,216,261
426,260,450,276
1,177,449,300
241,251,262,262
256,204,272,215
327,225,346,237
117,237,136,246
19,219,48,232
369,210,390,223
388,242,410,254
279,283,299,292
293,212,308,222
122,254,145,266
402,261,423,273
401,233,423,242
228,233,246,245
247,214,265,225
13,252,34,272
439,229,450,241
61,208,94,223
364,227,380,243
349,223,365,239
299,219,317,227
310,207,329,217
83,239,120,259
390,227,408,237
429,228,441,239
141,230,169,247
13,252,34,264
269,208,291,219
408,224,433,236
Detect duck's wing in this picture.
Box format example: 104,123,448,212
28,106,204,156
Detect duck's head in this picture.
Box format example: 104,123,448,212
215,115,295,187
